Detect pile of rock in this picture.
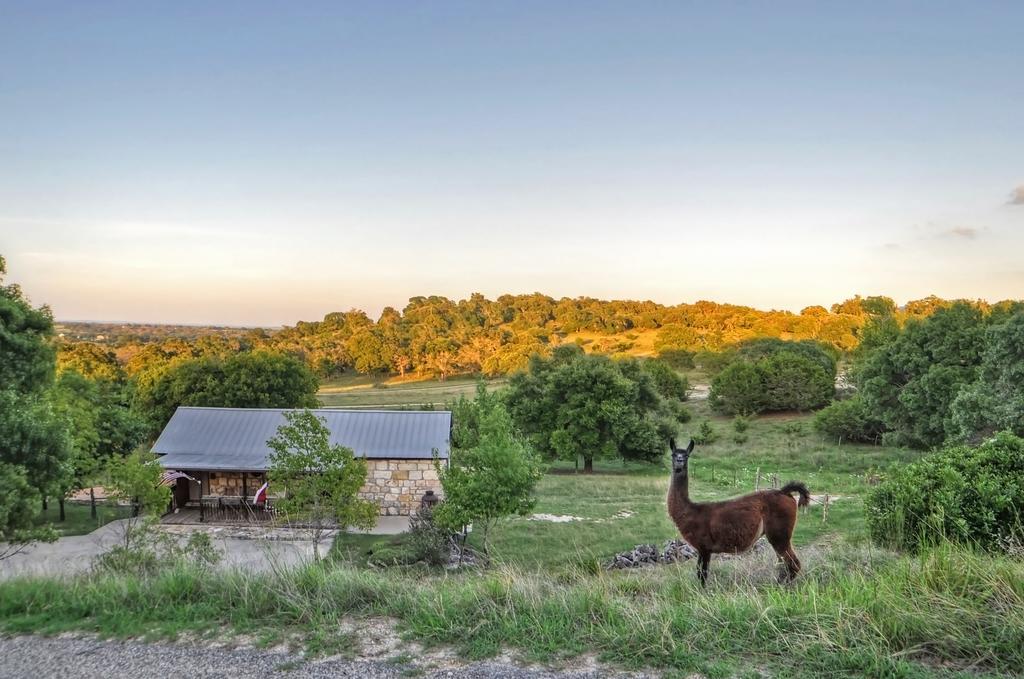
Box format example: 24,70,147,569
607,539,697,569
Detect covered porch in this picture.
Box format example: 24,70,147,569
165,469,278,523
161,506,411,534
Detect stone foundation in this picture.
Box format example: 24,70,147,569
359,459,442,516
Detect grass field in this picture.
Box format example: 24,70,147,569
317,373,507,408
31,502,131,537
333,398,920,570
7,383,1020,677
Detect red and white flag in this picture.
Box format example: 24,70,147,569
252,481,269,504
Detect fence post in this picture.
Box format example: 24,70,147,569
822,494,830,523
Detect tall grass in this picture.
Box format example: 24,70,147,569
2,545,1021,677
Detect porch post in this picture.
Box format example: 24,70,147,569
199,474,205,523
242,472,248,500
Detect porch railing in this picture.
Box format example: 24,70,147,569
198,495,279,523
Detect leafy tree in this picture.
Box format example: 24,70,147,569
134,350,319,433
0,255,70,556
57,342,124,382
267,410,377,559
654,324,699,353
857,303,986,448
346,328,391,374
449,381,501,451
831,295,896,318
866,432,1024,552
0,462,57,560
505,346,686,472
852,315,901,366
639,358,690,401
105,448,171,548
434,389,543,555
53,371,147,520
949,311,1024,443
0,255,56,392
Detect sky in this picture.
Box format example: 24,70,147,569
1,1,1022,326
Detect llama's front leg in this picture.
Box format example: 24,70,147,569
696,550,710,587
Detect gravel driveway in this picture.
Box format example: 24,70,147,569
0,520,321,580
0,636,658,679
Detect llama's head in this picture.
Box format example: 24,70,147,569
670,438,695,474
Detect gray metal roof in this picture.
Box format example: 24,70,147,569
153,407,451,472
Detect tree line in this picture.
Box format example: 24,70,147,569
64,292,1024,388
814,301,1024,449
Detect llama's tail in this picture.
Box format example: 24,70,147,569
779,481,810,507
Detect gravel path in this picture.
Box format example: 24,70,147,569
0,520,321,580
0,636,659,679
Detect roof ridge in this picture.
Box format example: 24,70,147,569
176,406,452,415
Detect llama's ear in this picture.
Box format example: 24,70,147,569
669,437,677,451
686,439,695,454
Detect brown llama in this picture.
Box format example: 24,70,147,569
667,438,810,586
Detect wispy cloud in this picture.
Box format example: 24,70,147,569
946,226,979,239
1009,185,1024,205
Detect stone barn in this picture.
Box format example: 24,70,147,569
153,406,451,516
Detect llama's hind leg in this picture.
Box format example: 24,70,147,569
779,546,801,582
767,534,801,582
770,542,800,583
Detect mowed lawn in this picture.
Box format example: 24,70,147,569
481,399,921,569
335,396,921,570
31,502,132,537
318,374,507,408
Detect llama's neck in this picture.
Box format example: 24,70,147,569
670,469,695,508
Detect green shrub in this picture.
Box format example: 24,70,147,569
656,348,695,370
694,349,736,375
94,521,223,576
866,432,1024,552
737,338,838,377
94,544,162,575
640,358,690,401
692,419,717,445
814,396,885,444
759,352,833,411
406,507,453,567
732,414,751,433
709,361,766,415
710,341,835,415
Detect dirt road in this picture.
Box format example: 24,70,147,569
0,636,655,679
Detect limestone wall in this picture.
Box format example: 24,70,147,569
359,459,442,516
203,461,441,516
207,471,265,497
